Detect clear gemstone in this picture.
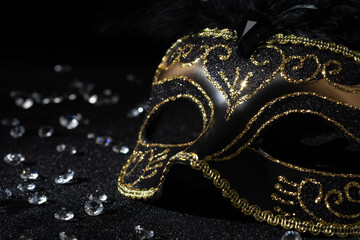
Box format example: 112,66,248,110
38,125,54,138
67,93,77,101
127,106,144,118
56,144,77,155
281,230,302,240
15,97,34,109
20,168,39,180
88,94,98,104
59,232,77,240
1,118,20,126
84,199,104,216
28,192,47,205
31,92,42,103
19,235,34,240
95,136,112,146
17,183,36,191
59,114,82,129
54,208,74,221
4,153,25,165
42,97,52,105
134,225,154,239
53,96,64,104
10,125,25,138
54,169,75,184
0,187,12,200
119,146,130,155
54,64,72,73
88,190,107,202
87,132,95,139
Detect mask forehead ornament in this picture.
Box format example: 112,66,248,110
118,28,360,237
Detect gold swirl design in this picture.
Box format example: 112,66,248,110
280,55,321,83
345,182,360,203
183,153,360,237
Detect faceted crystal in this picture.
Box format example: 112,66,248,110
88,94,98,104
84,199,104,216
17,183,36,191
38,125,54,138
10,125,25,138
54,208,74,221
87,132,95,139
59,232,77,240
95,136,112,147
4,153,25,165
19,235,34,240
28,192,47,205
59,114,82,129
15,97,34,109
53,96,64,104
281,231,302,240
20,168,39,180
56,144,77,155
54,64,72,73
54,169,75,184
67,93,77,101
134,225,154,239
42,97,52,105
127,106,144,118
0,187,12,200
88,190,108,202
1,118,20,126
112,144,130,155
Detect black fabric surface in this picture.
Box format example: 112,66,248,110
1,4,359,240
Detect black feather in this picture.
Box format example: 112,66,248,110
144,0,360,50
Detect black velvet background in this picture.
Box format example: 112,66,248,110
0,3,359,240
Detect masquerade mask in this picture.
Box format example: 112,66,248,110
118,28,360,237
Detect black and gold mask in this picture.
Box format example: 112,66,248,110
118,28,360,237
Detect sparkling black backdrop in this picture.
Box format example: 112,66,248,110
0,3,356,240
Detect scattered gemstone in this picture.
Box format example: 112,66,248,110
17,183,36,191
87,132,95,139
59,114,82,130
88,190,107,202
15,97,34,109
38,125,54,138
67,93,77,101
281,230,302,240
42,97,52,105
31,92,42,103
95,136,112,147
84,199,104,216
54,64,72,73
134,225,154,239
126,73,136,82
0,187,12,200
53,96,64,104
28,192,47,205
10,125,26,138
4,153,25,165
59,232,77,240
19,235,34,240
112,144,130,155
20,168,39,180
54,169,75,184
54,208,74,221
127,106,144,118
56,144,77,155
88,94,98,104
1,118,20,126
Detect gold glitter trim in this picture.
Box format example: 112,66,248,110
267,34,360,63
206,92,360,161
184,153,360,237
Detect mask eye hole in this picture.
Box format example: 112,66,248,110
144,98,203,144
254,114,360,173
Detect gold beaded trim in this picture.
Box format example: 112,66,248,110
267,34,360,63
171,152,360,237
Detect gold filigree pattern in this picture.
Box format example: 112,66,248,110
183,153,360,237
